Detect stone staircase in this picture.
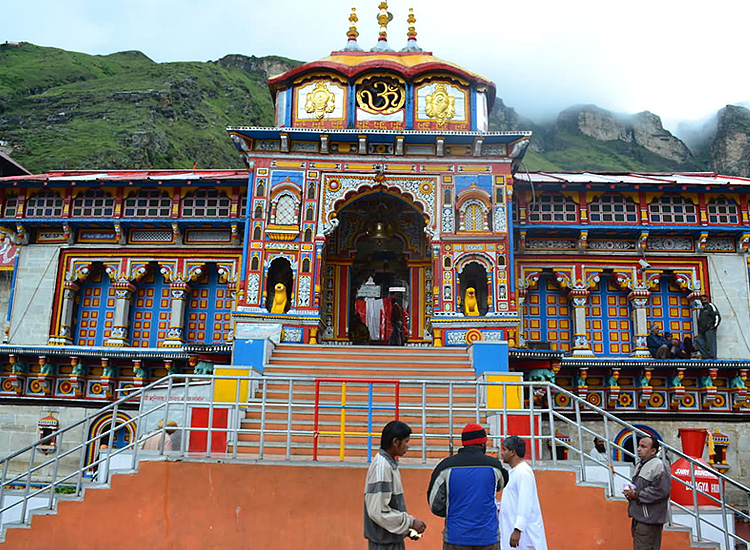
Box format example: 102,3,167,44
234,344,483,460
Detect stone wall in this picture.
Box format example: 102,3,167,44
558,419,750,505
0,404,90,479
8,245,60,345
708,254,750,359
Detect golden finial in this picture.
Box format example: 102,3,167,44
407,8,417,40
347,7,359,40
401,7,423,52
344,6,363,51
377,1,393,40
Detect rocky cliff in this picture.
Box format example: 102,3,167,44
555,105,693,164
709,105,750,177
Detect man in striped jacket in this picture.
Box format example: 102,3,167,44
365,420,427,550
427,423,509,550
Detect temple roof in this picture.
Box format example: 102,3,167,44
268,51,496,108
514,171,750,188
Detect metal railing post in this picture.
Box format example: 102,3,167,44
75,417,90,495
689,461,702,541
233,374,243,460
180,375,191,457
547,384,557,467
448,381,454,455
206,376,216,458
285,379,293,461
719,476,730,550
47,430,64,510
421,381,427,464
133,379,148,467
574,396,586,482
259,378,267,460
603,417,615,497
20,443,36,524
529,382,536,466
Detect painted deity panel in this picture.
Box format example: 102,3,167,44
415,81,468,131
294,80,347,127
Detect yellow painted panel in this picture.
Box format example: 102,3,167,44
214,366,252,403
486,373,523,410
274,161,305,168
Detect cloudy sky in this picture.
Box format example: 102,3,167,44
4,0,749,134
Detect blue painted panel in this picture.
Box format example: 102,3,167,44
455,174,492,195
130,270,170,348
523,277,571,353
232,339,267,372
647,278,692,342
186,266,233,344
76,273,115,346
270,170,304,188
587,278,631,356
472,341,509,374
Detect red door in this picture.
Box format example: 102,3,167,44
188,407,229,453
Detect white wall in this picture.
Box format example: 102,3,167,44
8,245,61,345
707,255,750,360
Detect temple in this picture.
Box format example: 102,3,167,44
0,4,748,472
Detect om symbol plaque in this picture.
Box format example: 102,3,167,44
356,75,405,115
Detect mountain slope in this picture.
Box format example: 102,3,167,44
0,43,297,171
1,42,748,176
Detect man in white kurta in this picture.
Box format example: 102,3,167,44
499,436,548,550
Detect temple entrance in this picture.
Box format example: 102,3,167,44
321,192,431,345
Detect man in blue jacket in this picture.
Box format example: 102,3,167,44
427,423,508,550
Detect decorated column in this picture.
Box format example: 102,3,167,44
569,288,594,356
628,291,651,357
105,281,135,346
163,281,190,348
52,281,79,345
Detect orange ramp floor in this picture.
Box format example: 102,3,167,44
3,461,696,550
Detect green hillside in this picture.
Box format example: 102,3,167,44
0,42,707,174
0,43,295,172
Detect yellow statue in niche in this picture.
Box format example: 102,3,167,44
305,81,336,120
463,287,480,316
425,83,456,126
271,283,288,313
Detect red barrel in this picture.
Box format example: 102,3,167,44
670,428,720,506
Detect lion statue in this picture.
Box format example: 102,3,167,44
271,282,288,313
463,287,480,316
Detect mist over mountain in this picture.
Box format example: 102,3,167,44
2,42,750,177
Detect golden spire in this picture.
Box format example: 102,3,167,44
344,7,363,51
406,8,417,41
347,7,359,40
372,1,394,51
401,7,423,52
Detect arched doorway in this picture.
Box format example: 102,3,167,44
84,411,135,477
321,192,431,344
613,425,663,463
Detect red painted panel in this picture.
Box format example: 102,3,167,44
188,407,228,453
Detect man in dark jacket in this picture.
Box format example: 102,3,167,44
646,326,669,359
696,294,721,359
427,423,508,550
623,435,671,550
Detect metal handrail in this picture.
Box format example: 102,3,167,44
0,373,747,549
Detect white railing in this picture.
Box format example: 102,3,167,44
1,373,747,548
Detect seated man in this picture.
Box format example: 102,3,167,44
646,326,669,359
669,337,689,359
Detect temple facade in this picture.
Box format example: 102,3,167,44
0,4,749,471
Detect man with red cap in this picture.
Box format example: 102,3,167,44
427,423,508,550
